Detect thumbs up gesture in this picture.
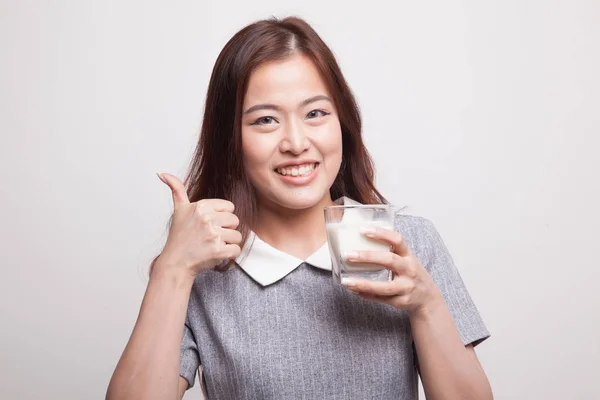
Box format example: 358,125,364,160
154,173,242,278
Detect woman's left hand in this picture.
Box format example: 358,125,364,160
342,227,443,315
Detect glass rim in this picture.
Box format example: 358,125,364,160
324,204,393,210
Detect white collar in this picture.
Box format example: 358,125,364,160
235,197,365,286
236,231,332,286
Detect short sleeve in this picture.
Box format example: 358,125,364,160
180,320,201,389
396,215,490,347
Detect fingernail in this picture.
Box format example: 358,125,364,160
341,277,357,287
156,173,167,184
360,227,376,236
343,251,359,261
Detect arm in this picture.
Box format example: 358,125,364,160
178,376,189,399
107,173,242,400
106,267,195,400
410,293,492,400
341,223,492,400
106,174,242,400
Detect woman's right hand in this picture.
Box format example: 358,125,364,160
153,173,242,278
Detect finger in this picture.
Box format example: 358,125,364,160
218,244,241,260
220,228,242,245
361,227,412,257
209,211,239,229
342,276,414,297
353,291,389,303
197,198,235,213
158,173,190,207
355,291,407,307
346,250,410,275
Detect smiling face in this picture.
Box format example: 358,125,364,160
241,53,343,212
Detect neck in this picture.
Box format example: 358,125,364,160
253,195,335,260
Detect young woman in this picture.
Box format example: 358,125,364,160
107,16,492,400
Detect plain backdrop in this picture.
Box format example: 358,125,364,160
1,1,599,399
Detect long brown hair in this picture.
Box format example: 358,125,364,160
153,16,387,273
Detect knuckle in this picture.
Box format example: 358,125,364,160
194,204,205,216
213,245,227,259
385,252,396,265
204,226,219,240
196,199,208,208
199,213,212,225
403,280,416,293
406,260,418,277
395,233,405,245
391,236,404,251
398,295,410,306
233,231,243,243
408,268,417,279
382,285,396,296
224,245,241,260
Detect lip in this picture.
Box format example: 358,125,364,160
275,163,320,186
273,159,319,169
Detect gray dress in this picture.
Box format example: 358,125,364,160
179,214,490,399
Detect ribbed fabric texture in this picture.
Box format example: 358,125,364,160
180,215,490,399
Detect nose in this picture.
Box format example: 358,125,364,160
279,119,310,155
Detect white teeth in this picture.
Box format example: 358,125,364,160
276,163,316,177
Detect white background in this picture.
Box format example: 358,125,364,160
1,1,599,399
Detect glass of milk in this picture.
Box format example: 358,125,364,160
324,202,395,284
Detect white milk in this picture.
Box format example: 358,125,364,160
326,208,393,273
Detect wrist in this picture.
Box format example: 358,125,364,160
409,289,446,321
151,260,196,290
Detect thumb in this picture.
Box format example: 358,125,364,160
157,173,190,207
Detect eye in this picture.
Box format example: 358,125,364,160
306,109,330,119
251,116,278,125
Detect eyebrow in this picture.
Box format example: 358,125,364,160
243,95,332,114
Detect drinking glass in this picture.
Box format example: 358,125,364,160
324,203,394,284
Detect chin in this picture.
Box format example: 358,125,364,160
270,189,330,211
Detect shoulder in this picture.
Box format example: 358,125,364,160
189,262,248,299
394,212,435,231
393,212,439,243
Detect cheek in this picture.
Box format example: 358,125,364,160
321,122,343,161
242,132,271,175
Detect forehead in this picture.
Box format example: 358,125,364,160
244,53,330,106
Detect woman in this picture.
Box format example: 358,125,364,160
107,16,492,400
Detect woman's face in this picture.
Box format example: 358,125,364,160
241,53,343,211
